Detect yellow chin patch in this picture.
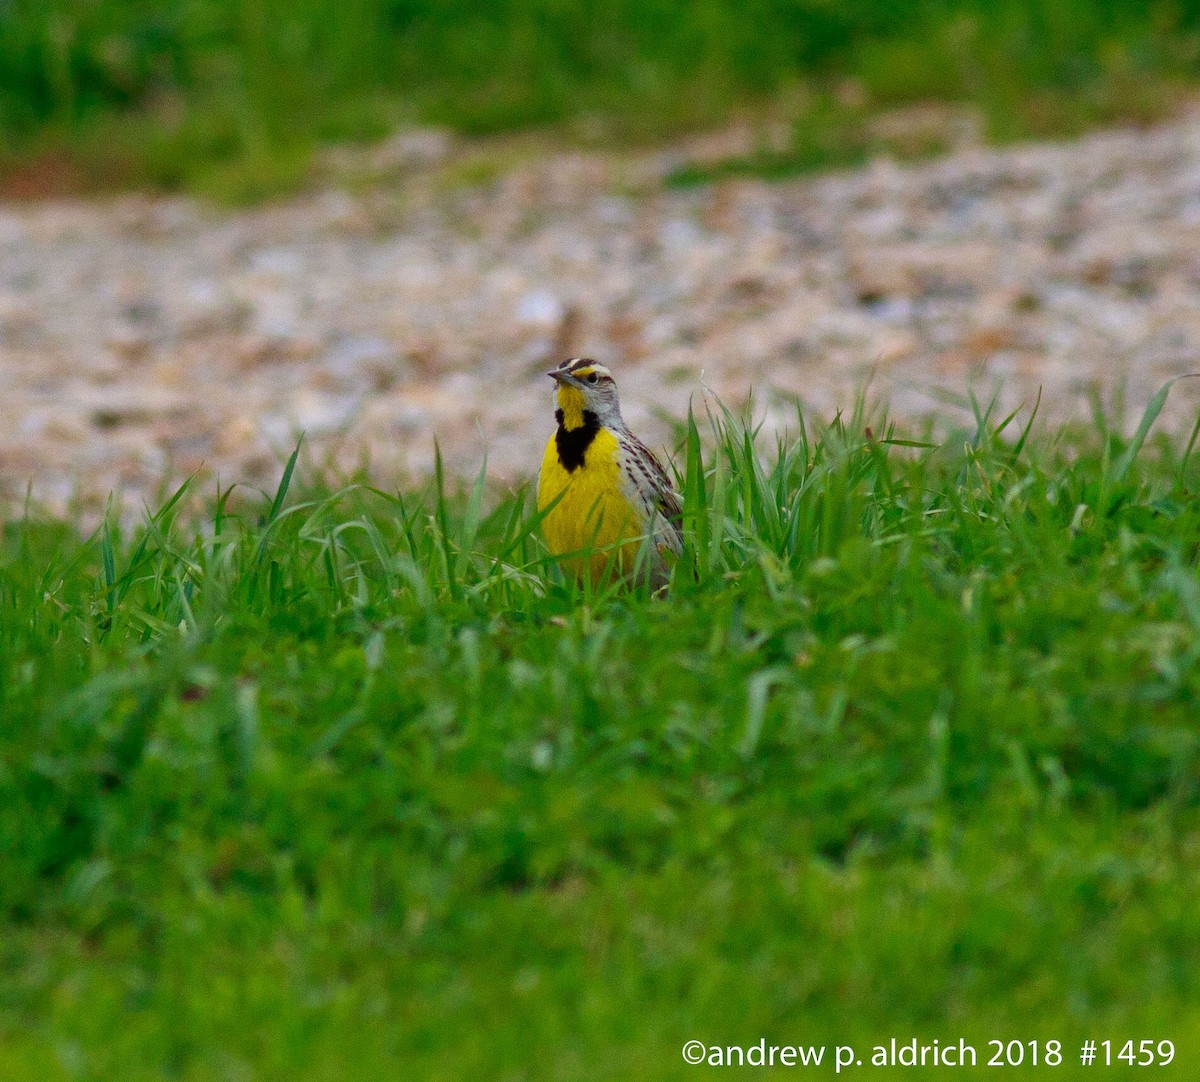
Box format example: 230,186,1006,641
556,384,587,430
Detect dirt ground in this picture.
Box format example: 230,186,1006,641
6,113,1200,514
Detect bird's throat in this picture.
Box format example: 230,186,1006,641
556,385,587,431
554,402,600,473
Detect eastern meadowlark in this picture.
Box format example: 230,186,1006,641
537,357,683,587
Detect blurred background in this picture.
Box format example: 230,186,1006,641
4,0,1200,509
4,0,1197,197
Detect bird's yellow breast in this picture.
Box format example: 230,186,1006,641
538,427,643,582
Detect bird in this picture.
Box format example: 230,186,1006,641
537,357,683,588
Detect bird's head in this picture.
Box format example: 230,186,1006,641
548,357,622,430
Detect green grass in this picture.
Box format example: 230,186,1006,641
3,388,1200,1078
2,1,1199,199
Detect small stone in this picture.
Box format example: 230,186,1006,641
291,390,360,436
515,290,563,329
105,322,154,362
324,334,400,390
368,128,454,172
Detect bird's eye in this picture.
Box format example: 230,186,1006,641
586,373,598,383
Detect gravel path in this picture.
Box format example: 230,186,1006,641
5,113,1200,514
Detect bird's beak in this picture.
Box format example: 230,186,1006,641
548,369,579,387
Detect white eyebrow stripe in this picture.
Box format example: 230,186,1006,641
562,358,614,379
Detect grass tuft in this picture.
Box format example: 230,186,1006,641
2,392,1200,1075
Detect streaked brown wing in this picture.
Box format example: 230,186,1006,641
627,435,683,545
